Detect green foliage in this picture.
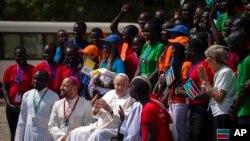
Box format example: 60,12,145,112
1,0,204,22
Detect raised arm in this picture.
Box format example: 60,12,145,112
209,5,225,45
110,4,129,36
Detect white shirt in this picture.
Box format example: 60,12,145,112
210,65,236,117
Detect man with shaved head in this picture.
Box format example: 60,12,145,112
67,73,133,141
15,70,59,141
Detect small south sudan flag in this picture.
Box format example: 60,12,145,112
183,78,200,100
217,129,230,140
165,66,175,86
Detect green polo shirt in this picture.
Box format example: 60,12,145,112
139,41,164,77
237,55,250,117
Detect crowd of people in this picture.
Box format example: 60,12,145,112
2,0,250,141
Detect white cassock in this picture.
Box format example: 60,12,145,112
15,88,59,141
48,96,96,141
67,89,133,141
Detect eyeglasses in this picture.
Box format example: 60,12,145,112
206,56,215,60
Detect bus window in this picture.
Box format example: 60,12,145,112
0,33,57,60
2,34,20,59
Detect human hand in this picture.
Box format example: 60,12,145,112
159,75,166,83
198,66,209,82
93,99,102,114
175,87,188,97
228,98,237,122
121,4,129,13
8,103,20,111
244,79,250,90
174,11,179,18
96,99,112,113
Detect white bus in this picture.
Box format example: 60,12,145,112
0,21,138,81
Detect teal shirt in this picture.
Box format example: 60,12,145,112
139,41,164,77
237,55,250,117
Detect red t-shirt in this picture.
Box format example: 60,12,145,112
3,64,34,105
33,61,61,90
189,60,214,105
54,65,78,92
141,100,172,141
124,52,138,81
225,52,238,74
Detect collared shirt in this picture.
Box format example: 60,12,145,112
3,64,34,105
139,41,164,77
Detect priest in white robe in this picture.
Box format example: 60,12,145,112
48,76,95,141
67,73,133,141
15,70,59,141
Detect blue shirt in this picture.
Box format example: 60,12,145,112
99,56,125,74
54,47,63,63
68,39,89,49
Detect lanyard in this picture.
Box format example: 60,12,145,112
16,65,24,94
33,88,48,114
70,67,78,76
140,44,152,63
45,61,56,80
63,96,79,124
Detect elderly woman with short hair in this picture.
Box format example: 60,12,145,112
198,45,236,141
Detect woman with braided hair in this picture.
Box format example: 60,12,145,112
99,34,125,74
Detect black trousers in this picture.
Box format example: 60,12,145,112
186,103,213,141
237,115,250,125
213,114,232,141
6,104,20,141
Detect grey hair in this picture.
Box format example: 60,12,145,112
131,76,152,93
204,45,227,64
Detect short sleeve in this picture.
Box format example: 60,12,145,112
115,60,125,74
3,66,11,84
214,69,236,92
154,43,164,61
